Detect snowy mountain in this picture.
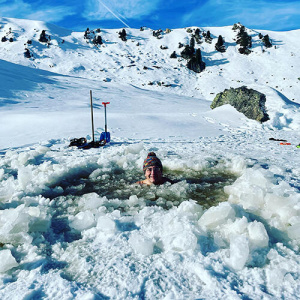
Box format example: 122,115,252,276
0,17,300,299
1,17,299,147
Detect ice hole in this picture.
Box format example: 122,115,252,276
53,159,237,211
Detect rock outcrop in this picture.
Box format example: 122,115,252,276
210,86,269,122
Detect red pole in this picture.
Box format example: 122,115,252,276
102,102,110,133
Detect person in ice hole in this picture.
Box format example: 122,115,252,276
136,152,173,186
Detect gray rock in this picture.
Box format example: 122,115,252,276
210,86,269,122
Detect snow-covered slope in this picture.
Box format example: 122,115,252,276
1,17,299,138
0,17,300,299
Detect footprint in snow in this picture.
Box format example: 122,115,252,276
204,117,215,124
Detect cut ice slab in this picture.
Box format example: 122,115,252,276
0,249,18,273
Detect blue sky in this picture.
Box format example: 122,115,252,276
1,0,299,31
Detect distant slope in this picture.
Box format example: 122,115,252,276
0,17,299,131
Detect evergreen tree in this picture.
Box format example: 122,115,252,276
204,30,212,43
84,28,90,39
24,48,31,58
119,29,127,41
262,34,272,48
190,37,195,49
236,26,252,54
217,35,224,46
232,23,241,31
93,35,103,45
180,45,195,60
194,28,200,37
215,35,226,52
170,51,177,58
187,48,205,73
236,25,246,41
238,32,252,48
39,30,48,43
195,48,202,63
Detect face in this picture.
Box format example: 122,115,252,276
145,166,162,185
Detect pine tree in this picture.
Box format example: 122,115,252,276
204,30,212,43
190,37,195,49
181,45,195,60
170,51,177,58
39,30,48,43
235,26,252,54
236,25,246,41
24,48,31,58
194,28,200,37
232,23,241,31
236,27,252,55
84,28,90,39
262,34,272,48
238,32,252,48
93,36,103,45
215,35,226,52
195,48,202,63
187,48,205,73
119,29,127,41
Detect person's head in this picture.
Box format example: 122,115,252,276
143,152,163,185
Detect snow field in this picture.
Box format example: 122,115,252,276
0,139,300,298
1,18,300,105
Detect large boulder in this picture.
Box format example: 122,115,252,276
210,86,269,122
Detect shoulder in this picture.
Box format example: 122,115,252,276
135,180,147,185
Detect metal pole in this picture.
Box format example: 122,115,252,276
90,90,95,142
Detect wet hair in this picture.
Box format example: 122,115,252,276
143,152,163,173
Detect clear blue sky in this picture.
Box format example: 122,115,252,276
1,0,299,31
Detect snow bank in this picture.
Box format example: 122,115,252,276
225,167,300,241
0,141,299,298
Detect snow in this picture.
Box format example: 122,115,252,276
0,17,300,299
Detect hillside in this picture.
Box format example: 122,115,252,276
1,17,299,102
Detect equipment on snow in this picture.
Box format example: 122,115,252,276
100,102,110,143
269,138,287,142
69,137,87,147
82,139,106,149
69,91,108,149
296,144,300,148
280,142,291,145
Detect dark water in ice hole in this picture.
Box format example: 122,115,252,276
57,164,237,210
